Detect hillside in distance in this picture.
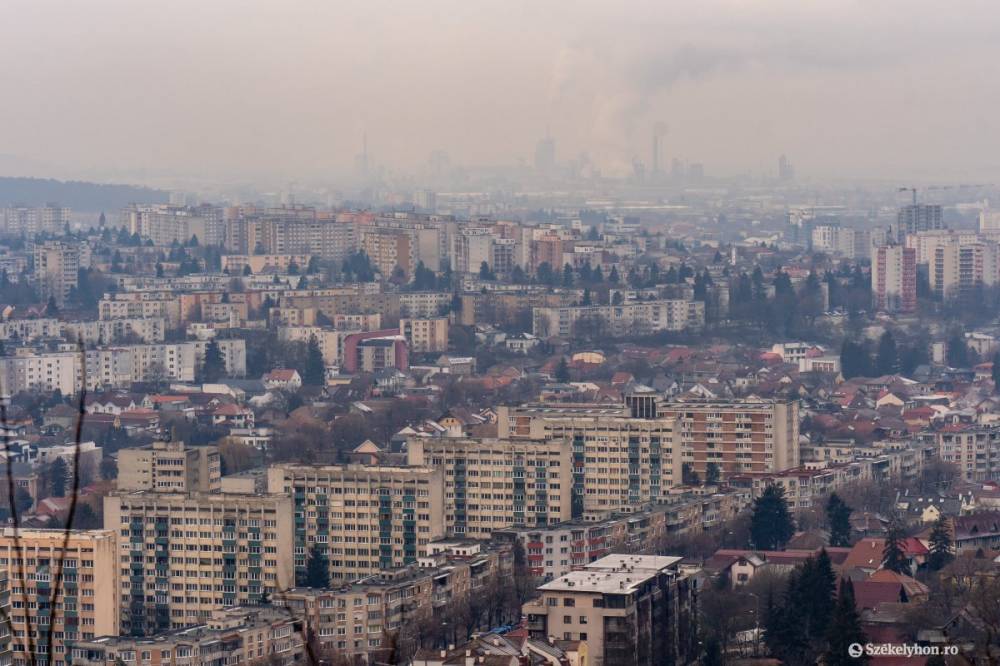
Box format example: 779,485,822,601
0,176,168,211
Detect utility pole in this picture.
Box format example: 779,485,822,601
746,592,760,657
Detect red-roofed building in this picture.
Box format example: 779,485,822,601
841,538,927,578
117,408,160,432
611,372,634,386
142,394,191,411
212,403,254,428
263,368,302,391
704,547,851,587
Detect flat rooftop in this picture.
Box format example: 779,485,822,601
539,554,684,595
539,569,656,595
585,554,683,573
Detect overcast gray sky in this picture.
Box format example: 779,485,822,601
2,0,999,184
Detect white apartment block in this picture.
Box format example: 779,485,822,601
923,425,1000,482
71,606,303,666
811,224,872,260
533,300,705,339
99,294,183,328
453,228,494,274
398,292,452,319
219,254,312,274
3,204,71,235
121,204,224,247
0,318,165,344
0,340,246,394
65,319,166,344
0,349,82,396
872,244,917,313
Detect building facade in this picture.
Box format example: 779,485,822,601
399,318,449,354
496,404,680,519
33,241,79,306
872,244,917,313
406,437,573,537
117,441,221,493
653,397,800,481
0,527,119,666
70,606,303,666
533,300,705,338
265,464,445,584
104,492,294,636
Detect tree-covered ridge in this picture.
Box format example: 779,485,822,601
0,176,167,210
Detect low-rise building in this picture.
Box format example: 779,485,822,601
220,253,313,274
70,606,304,666
533,299,704,338
277,542,511,661
524,554,699,666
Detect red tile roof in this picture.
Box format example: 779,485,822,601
265,369,299,381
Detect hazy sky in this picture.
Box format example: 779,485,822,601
2,0,1000,185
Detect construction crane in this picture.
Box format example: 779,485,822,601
898,183,994,206
898,187,917,205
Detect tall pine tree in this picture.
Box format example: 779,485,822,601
201,340,226,383
750,485,795,551
555,357,570,383
875,331,898,376
803,550,837,643
303,335,326,386
826,493,853,547
304,545,330,588
882,514,908,574
927,514,953,571
702,636,723,666
840,339,872,379
824,579,869,665
993,352,1000,393
47,457,68,498
765,570,809,663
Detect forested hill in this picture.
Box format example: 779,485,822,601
0,177,168,211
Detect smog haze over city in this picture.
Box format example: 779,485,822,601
3,0,1000,188
4,3,1000,666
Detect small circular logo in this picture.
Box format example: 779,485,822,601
848,643,864,658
